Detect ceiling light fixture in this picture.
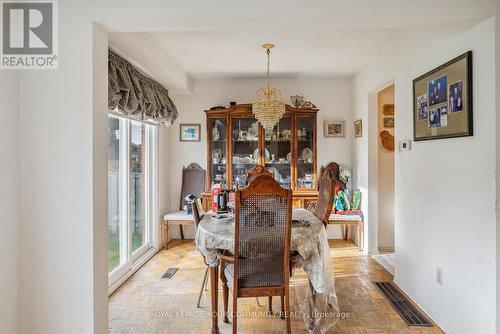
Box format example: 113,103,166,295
252,43,285,132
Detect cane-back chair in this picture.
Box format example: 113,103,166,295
219,173,292,333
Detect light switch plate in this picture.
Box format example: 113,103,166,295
398,139,411,153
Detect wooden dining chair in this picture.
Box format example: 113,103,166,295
313,162,341,227
245,164,272,186
179,163,206,210
192,197,210,308
218,173,293,333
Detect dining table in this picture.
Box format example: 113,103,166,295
195,207,339,334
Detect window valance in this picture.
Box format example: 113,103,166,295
108,50,178,125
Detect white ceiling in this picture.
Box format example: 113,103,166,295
106,0,495,93
147,30,399,78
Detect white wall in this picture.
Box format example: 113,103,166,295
353,18,496,333
0,72,19,334
92,23,111,332
496,9,500,334
17,6,97,333
168,77,353,239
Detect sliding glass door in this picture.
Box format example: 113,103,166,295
108,115,157,285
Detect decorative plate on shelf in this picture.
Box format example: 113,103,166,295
301,148,313,163
240,156,253,164
253,148,270,162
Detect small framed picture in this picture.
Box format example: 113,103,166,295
383,104,394,116
179,124,201,142
383,117,395,128
324,120,345,138
354,119,362,138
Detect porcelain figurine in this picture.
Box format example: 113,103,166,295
212,125,219,141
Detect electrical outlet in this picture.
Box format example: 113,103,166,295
436,267,443,285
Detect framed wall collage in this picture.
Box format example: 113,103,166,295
413,51,473,141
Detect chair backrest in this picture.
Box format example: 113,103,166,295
313,162,342,226
192,197,204,228
179,163,206,210
234,174,292,289
245,165,272,186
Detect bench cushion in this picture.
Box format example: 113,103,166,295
163,210,193,221
329,213,363,221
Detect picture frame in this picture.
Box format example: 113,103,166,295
383,117,394,128
179,123,201,142
354,119,362,138
413,51,473,141
324,120,345,138
382,104,394,116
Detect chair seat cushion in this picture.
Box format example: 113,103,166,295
329,213,363,221
224,260,284,290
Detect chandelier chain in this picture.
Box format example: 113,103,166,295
266,49,270,90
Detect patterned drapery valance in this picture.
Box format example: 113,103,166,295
108,50,178,125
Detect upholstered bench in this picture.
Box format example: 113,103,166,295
328,213,363,250
162,210,194,249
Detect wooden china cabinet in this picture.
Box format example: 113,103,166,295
201,103,319,210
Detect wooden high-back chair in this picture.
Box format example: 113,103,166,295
179,163,205,210
220,174,292,333
313,162,342,227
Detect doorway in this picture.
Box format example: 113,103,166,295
374,84,395,274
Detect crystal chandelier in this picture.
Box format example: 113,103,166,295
252,44,285,132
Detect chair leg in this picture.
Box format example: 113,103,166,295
219,262,230,323
179,225,185,240
280,295,285,320
196,266,209,308
232,295,238,334
204,271,210,291
222,282,229,323
284,292,291,334
268,296,273,314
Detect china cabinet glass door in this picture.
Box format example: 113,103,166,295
208,118,228,187
264,117,292,188
231,117,260,188
296,116,316,189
